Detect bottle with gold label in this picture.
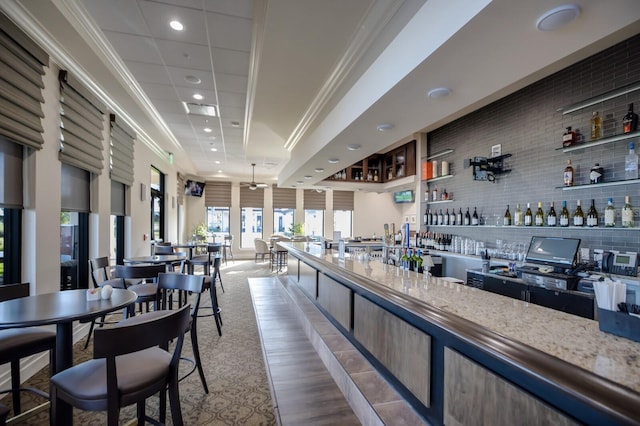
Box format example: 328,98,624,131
563,160,574,186
559,201,570,227
503,205,511,226
534,202,544,226
573,200,584,227
524,203,533,226
590,111,602,140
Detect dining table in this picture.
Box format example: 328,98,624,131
0,288,137,425
123,254,187,267
171,243,209,259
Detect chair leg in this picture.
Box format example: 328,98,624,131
210,285,223,335
136,401,145,426
190,324,209,393
10,360,21,415
216,269,224,293
159,388,167,424
168,377,184,426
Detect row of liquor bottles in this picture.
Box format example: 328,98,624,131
424,197,635,228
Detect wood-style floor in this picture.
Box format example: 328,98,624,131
250,277,361,425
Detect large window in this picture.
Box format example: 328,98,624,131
150,167,164,241
274,208,294,235
241,207,262,248
333,210,353,238
207,206,230,240
304,209,324,237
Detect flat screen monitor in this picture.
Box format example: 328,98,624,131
184,180,205,197
525,236,581,270
393,190,414,203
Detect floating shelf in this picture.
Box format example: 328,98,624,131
557,131,640,153
558,178,640,191
426,149,454,161
559,81,640,115
424,199,455,204
424,174,454,183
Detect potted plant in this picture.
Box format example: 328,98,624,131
288,223,304,236
191,222,208,241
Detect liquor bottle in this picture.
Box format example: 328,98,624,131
590,111,602,140
573,200,584,227
464,208,471,226
590,163,603,184
456,208,463,225
563,160,574,187
534,202,544,226
524,203,533,226
503,204,512,226
562,126,576,147
586,199,598,227
559,201,570,227
604,198,616,227
449,208,456,226
514,203,523,226
374,169,379,182
444,208,450,225
442,188,449,201
432,185,439,201
547,201,557,226
622,103,638,134
367,170,373,181
622,196,634,228
471,207,479,226
625,142,639,180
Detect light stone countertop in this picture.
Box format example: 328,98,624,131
287,243,640,395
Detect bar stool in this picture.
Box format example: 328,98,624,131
222,235,234,264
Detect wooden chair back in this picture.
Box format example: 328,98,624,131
115,264,166,283
0,282,29,302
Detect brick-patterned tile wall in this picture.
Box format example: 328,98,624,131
424,33,640,254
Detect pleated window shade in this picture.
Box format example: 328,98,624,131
0,136,23,208
58,70,106,174
177,173,185,206
110,180,125,216
61,163,90,212
333,190,354,210
0,12,49,150
109,114,135,186
272,186,296,209
240,186,264,208
304,189,326,210
205,181,232,207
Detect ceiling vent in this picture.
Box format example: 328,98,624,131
182,102,218,117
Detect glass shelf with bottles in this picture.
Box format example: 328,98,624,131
425,174,454,183
556,130,640,153
425,224,639,231
558,178,640,191
424,199,455,204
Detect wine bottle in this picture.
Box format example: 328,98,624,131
559,201,570,227
547,201,557,226
625,142,638,180
590,111,602,140
622,196,634,228
456,208,463,225
444,208,450,226
563,160,574,187
449,208,456,226
622,103,638,134
573,200,584,227
464,208,471,226
524,203,533,226
438,209,444,225
562,126,576,147
471,207,479,226
604,198,616,227
514,203,523,226
503,204,512,226
423,208,429,225
586,199,598,227
534,202,544,226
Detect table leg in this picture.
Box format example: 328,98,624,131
54,322,74,424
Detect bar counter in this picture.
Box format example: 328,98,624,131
281,242,640,425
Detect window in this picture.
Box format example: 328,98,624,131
274,208,294,235
333,210,353,238
241,207,262,248
207,206,230,240
150,167,164,241
304,209,324,237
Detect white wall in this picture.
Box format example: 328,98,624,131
353,191,411,238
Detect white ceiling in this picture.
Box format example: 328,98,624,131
3,0,640,189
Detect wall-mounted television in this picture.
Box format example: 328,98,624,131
525,236,581,270
393,190,414,203
184,180,205,197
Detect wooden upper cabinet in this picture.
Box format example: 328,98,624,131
384,140,416,182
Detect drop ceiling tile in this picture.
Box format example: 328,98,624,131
124,61,173,85
206,12,253,51
155,39,212,70
165,66,214,89
217,91,246,108
83,0,150,36
153,99,187,114
102,31,163,64
139,1,209,45
140,82,181,101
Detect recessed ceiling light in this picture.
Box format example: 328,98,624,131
328,158,340,164
304,175,312,179
296,180,304,184
536,4,581,31
230,121,240,127
215,161,220,164
193,93,203,100
427,87,451,99
169,20,184,31
218,170,223,173
204,128,212,133
314,168,324,173
210,147,217,152
185,75,201,84
376,123,394,132
346,144,361,151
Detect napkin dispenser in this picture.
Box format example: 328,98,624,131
597,308,640,343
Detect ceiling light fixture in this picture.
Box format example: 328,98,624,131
427,87,451,99
185,75,201,84
304,175,312,179
376,123,394,132
328,158,340,164
210,147,217,152
230,121,240,127
215,160,220,164
204,128,212,133
218,170,223,173
182,102,217,117
296,180,304,184
314,168,325,173
536,4,581,31
346,144,361,151
169,20,184,31
193,93,203,100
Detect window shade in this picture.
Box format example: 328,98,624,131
109,114,135,186
304,189,326,210
333,190,354,210
177,173,185,206
0,12,49,150
205,181,231,207
240,186,264,208
58,70,106,174
110,180,125,216
61,163,90,212
272,186,296,208
0,136,23,208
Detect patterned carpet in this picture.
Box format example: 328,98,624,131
4,260,278,425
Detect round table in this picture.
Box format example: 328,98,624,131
123,254,186,265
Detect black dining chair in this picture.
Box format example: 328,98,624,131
222,234,234,264
197,257,224,336
115,264,166,314
0,283,55,420
50,304,191,426
189,243,221,276
0,402,8,426
156,272,209,393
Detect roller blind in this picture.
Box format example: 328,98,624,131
304,189,326,210
0,12,49,150
58,70,106,174
0,136,23,208
109,114,135,186
205,181,231,206
110,180,125,216
333,190,354,210
272,186,296,208
177,173,185,206
240,186,264,208
61,163,89,212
